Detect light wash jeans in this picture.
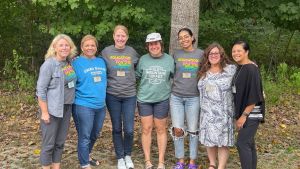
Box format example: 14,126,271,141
169,94,200,160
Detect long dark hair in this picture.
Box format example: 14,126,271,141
178,27,196,44
198,42,232,79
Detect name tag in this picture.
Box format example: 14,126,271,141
68,81,75,88
182,72,191,78
117,71,126,77
93,76,101,83
205,84,214,92
232,85,236,93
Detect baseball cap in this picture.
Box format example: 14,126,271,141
145,33,162,42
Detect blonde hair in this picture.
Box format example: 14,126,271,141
80,35,98,55
113,25,129,36
45,34,77,60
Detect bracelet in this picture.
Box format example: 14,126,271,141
242,112,250,117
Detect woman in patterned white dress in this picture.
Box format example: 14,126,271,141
197,43,236,169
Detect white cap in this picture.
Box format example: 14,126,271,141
146,33,162,42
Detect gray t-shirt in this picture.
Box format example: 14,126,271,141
172,49,204,97
101,45,139,97
62,62,77,104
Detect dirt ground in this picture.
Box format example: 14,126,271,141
0,90,299,169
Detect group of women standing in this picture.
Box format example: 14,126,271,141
36,25,265,169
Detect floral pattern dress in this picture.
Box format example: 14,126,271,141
198,64,236,147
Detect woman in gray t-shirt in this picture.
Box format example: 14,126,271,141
101,25,139,169
170,28,203,169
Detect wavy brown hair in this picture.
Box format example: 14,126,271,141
198,42,232,79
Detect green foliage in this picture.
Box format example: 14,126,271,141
2,50,36,91
32,0,165,37
276,63,289,82
0,0,299,78
262,63,300,105
226,0,300,31
290,68,300,94
30,0,171,54
276,63,300,92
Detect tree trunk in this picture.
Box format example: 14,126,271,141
169,0,200,55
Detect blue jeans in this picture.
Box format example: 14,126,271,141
106,93,136,159
72,104,106,167
169,94,200,160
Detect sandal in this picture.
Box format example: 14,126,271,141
145,160,153,169
89,157,100,166
187,163,198,169
157,162,165,169
208,164,216,169
173,162,185,169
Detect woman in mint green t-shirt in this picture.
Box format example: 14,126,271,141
136,32,174,169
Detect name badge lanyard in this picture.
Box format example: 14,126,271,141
232,65,244,93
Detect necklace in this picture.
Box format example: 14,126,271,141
232,65,244,93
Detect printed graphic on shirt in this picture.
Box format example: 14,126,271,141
145,66,166,84
110,56,132,70
177,58,199,78
84,67,106,74
83,67,106,83
62,64,76,81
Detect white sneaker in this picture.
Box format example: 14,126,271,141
124,156,134,169
118,158,127,169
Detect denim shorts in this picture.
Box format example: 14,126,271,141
137,99,169,119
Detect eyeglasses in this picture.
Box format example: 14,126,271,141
178,35,191,41
209,52,220,56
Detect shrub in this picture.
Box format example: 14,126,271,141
2,50,36,91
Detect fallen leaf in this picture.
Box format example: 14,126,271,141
28,141,35,146
280,124,287,129
33,149,41,155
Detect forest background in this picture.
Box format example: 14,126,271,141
0,0,299,168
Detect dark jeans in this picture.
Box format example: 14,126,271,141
106,93,137,159
72,104,106,168
236,119,260,169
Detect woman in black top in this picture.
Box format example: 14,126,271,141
231,40,265,169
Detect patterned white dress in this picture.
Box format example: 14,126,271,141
198,64,236,147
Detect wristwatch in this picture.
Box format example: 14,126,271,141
242,112,250,117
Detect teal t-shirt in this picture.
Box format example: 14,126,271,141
136,53,174,103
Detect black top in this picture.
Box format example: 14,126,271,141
232,64,265,122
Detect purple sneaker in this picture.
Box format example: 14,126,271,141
173,162,185,169
187,163,198,169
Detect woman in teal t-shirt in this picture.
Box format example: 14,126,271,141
136,32,174,169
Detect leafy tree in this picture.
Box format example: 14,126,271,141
32,0,171,53
0,0,52,73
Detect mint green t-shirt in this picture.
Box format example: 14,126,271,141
136,53,175,103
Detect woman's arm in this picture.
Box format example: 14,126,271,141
36,60,53,124
38,98,50,124
235,104,255,130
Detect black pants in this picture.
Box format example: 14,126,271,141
236,119,260,169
